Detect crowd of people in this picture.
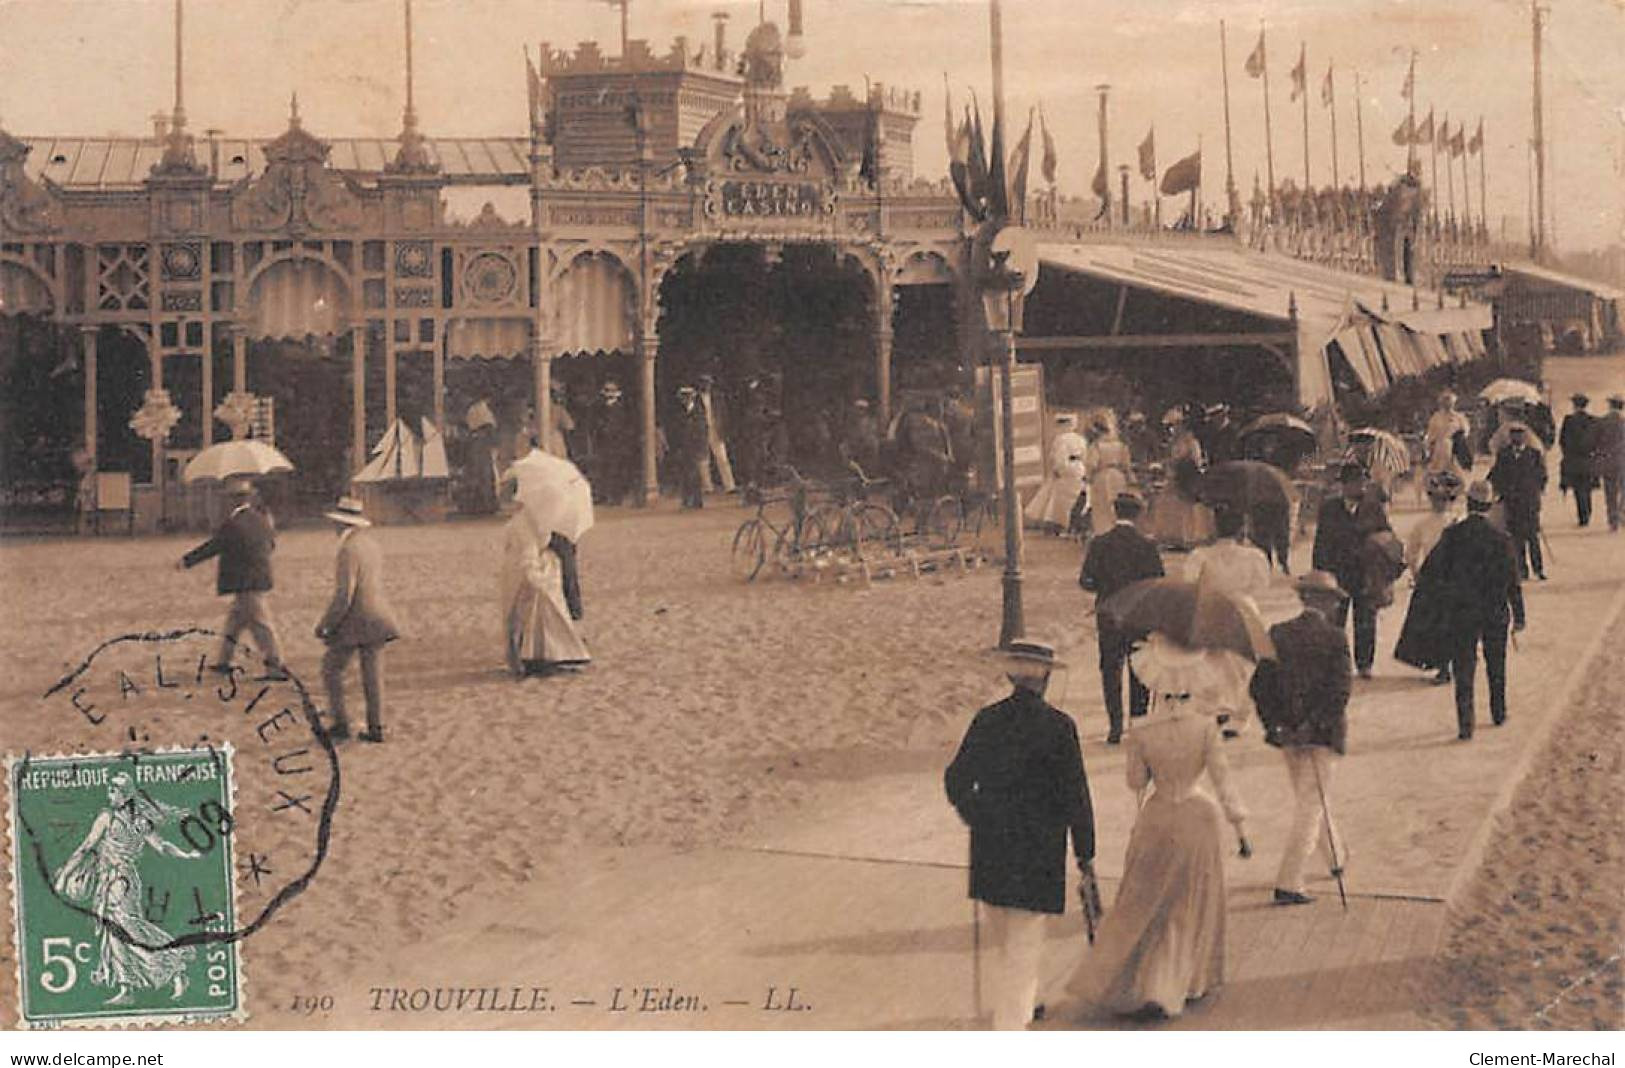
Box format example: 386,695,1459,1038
943,381,1625,1029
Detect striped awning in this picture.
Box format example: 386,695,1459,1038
245,258,353,340
550,254,634,357
447,318,531,360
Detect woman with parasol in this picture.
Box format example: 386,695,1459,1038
1146,407,1216,550
501,440,592,677
1061,577,1259,1021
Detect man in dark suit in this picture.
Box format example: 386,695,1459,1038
179,478,285,677
1311,463,1391,678
1489,424,1548,579
1079,492,1164,743
1558,393,1599,527
945,641,1095,1030
1600,394,1625,532
1250,571,1352,905
1419,479,1526,739
673,385,709,509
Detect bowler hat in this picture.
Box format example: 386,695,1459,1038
1466,479,1495,508
1609,393,1624,408
1337,462,1367,484
1113,491,1145,517
1572,392,1590,406
1294,570,1346,600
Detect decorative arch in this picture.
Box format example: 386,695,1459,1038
894,250,955,287
243,255,355,340
550,251,635,357
0,256,56,315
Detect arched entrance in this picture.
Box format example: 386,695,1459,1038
892,251,960,391
242,256,357,514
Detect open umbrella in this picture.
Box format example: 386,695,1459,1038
513,452,594,542
1348,427,1410,475
1239,413,1317,469
1239,412,1313,439
182,439,294,484
1099,574,1275,663
1478,378,1542,406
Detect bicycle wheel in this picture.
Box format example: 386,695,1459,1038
852,502,901,557
807,503,851,550
730,519,767,582
777,509,829,564
924,496,964,546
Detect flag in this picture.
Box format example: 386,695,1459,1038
967,95,991,216
943,75,955,159
1468,118,1484,154
1321,63,1334,107
1416,109,1434,145
1039,104,1058,185
948,112,978,220
1400,59,1414,101
1138,127,1156,181
1245,30,1266,78
987,95,1009,221
1008,108,1034,224
1391,114,1414,146
1435,112,1449,151
1450,124,1466,157
1161,147,1201,196
1289,44,1306,102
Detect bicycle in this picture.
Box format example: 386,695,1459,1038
808,463,902,559
729,466,829,582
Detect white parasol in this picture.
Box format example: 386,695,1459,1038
182,439,294,484
513,451,595,542
1479,378,1543,406
1348,427,1410,474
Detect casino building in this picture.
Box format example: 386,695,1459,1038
0,2,969,526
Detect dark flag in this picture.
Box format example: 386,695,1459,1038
1416,108,1434,146
1468,118,1484,154
1245,31,1266,77
1450,124,1465,157
1289,44,1307,101
1435,112,1449,152
968,96,991,215
1138,127,1156,181
987,96,1009,221
524,47,544,130
1321,63,1334,107
943,75,956,159
1161,147,1202,196
1008,109,1034,224
1391,114,1414,146
1039,104,1058,186
1400,60,1414,101
1092,162,1109,219
949,109,983,222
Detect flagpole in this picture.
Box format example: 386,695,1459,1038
1354,71,1367,190
1220,19,1238,224
1444,117,1456,231
1299,44,1310,191
1406,51,1417,174
1429,105,1440,230
1461,132,1472,239
1328,63,1340,188
1096,83,1111,226
1261,22,1276,212
1479,118,1488,237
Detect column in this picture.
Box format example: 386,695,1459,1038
532,333,554,453
200,340,213,447
385,337,398,429
351,324,367,474
232,329,247,392
873,275,895,428
638,329,658,506
81,328,98,464
433,322,447,432
149,330,164,492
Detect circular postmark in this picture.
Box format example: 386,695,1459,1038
6,628,339,1026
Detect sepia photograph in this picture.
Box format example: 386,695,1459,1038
1,0,1621,1049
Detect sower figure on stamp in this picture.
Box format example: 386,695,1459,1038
945,641,1096,1031
1249,571,1352,906
1417,480,1526,740
178,477,286,678
315,496,401,744
1489,424,1548,580
1080,492,1164,744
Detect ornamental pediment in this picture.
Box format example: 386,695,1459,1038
229,105,363,234
0,129,60,235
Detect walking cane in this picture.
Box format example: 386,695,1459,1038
1539,529,1558,565
1309,753,1349,911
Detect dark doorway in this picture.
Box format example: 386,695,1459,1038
96,326,152,485
0,313,83,504
246,335,353,516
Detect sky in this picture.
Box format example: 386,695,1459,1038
1,0,1621,251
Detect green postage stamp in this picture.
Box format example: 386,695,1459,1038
7,747,244,1028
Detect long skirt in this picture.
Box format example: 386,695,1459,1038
1025,474,1085,530
1066,792,1227,1018
1148,492,1215,549
507,564,590,676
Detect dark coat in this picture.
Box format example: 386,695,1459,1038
1079,521,1165,602
1488,445,1546,531
1251,610,1352,753
1311,494,1390,597
1413,513,1526,634
182,504,276,595
1558,411,1600,486
945,687,1095,914
1597,411,1625,468
673,402,710,462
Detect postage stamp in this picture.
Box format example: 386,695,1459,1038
7,747,243,1029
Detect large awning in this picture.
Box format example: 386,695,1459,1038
1034,241,1492,409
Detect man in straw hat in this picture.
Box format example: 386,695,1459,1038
178,477,286,678
1558,392,1600,528
314,496,401,743
1415,479,1525,740
1250,571,1353,905
945,640,1096,1029
1597,394,1625,532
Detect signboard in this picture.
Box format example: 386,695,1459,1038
717,180,831,219
974,363,1045,503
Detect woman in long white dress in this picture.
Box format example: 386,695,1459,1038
1025,414,1089,534
1086,421,1134,538
501,508,590,677
1064,634,1250,1021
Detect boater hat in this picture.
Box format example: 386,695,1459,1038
324,496,372,527
998,639,1067,671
